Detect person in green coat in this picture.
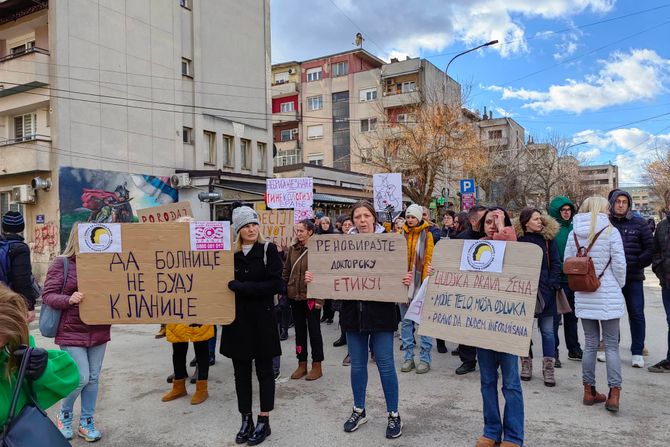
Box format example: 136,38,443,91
0,284,79,427
548,196,583,366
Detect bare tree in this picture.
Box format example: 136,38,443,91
645,148,670,214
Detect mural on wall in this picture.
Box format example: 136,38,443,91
59,167,178,249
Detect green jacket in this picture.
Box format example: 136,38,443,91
548,196,576,283
1,336,79,426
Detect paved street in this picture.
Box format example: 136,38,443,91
32,280,669,447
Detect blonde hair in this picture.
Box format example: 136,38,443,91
0,284,29,379
233,229,266,253
61,223,79,258
579,196,610,243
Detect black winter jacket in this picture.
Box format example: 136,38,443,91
1,234,37,310
220,242,283,359
652,217,670,288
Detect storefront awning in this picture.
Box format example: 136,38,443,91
313,193,359,204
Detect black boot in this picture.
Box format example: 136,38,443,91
436,339,448,354
235,413,255,444
247,415,271,445
333,336,347,347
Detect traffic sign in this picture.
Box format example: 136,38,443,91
460,179,475,194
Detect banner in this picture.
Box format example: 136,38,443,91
76,222,235,324
373,173,402,212
266,177,313,210
137,202,193,223
306,233,408,303
418,240,543,357
259,209,295,247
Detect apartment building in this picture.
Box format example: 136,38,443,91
0,0,272,275
579,163,619,197
476,108,526,161
624,185,662,219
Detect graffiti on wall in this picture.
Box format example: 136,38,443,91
32,221,58,255
59,167,178,249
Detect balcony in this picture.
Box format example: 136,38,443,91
275,139,299,152
271,81,298,97
274,146,302,167
0,47,50,93
381,89,421,109
484,137,509,147
0,134,51,175
272,110,299,124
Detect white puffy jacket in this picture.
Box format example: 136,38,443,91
564,213,627,321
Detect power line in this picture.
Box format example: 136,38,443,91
324,0,386,55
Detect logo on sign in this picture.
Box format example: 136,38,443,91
466,241,496,270
193,222,226,250
460,179,475,194
83,224,114,252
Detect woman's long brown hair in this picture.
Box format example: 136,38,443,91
0,284,29,379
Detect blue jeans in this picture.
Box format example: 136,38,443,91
538,315,555,358
60,344,107,421
553,284,582,355
663,287,670,361
398,303,433,364
477,348,524,446
346,331,398,413
622,280,645,355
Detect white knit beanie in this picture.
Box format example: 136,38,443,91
232,206,259,233
405,204,423,220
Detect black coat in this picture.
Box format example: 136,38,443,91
652,217,670,288
1,234,38,310
610,214,654,282
220,242,283,360
517,233,561,317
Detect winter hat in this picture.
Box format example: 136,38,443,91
2,211,25,234
315,211,325,219
232,206,259,234
405,204,423,221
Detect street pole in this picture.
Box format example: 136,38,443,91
443,39,498,211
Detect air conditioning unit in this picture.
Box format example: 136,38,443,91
288,68,297,75
170,173,191,189
12,185,35,204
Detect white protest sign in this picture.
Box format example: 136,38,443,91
78,223,123,254
405,278,429,325
459,240,507,273
266,177,313,210
373,173,402,212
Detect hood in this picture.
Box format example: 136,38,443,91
349,223,386,234
402,221,430,234
572,213,611,239
514,214,560,240
608,189,634,220
548,196,575,226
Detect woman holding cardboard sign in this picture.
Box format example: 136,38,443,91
282,219,325,381
221,206,283,446
305,200,403,440
474,207,525,447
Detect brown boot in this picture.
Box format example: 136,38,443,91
305,362,323,381
475,436,497,447
542,357,556,387
520,356,532,381
161,378,187,402
500,442,522,447
582,383,606,405
605,387,620,412
290,361,308,380
190,380,209,405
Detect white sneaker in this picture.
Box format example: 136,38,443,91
632,355,644,368
597,351,606,362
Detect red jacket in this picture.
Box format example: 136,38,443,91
41,256,111,347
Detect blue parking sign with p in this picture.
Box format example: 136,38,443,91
460,179,475,194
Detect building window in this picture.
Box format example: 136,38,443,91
275,148,301,167
280,129,298,141
257,142,267,172
332,61,348,77
488,130,503,139
274,71,289,84
360,118,377,132
222,135,233,167
308,153,324,166
361,148,373,163
280,101,294,113
181,58,192,76
307,95,323,111
179,0,191,9
241,139,251,170
307,67,322,82
396,113,415,125
307,125,324,140
401,81,416,93
204,131,216,165
0,192,23,219
360,88,377,102
10,40,35,55
182,127,192,144
13,114,36,141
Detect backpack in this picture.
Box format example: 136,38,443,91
563,227,612,292
0,239,42,298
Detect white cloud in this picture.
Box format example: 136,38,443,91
494,107,515,117
488,49,670,113
577,147,601,160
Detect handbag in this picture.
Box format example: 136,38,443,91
1,347,72,447
556,288,572,314
39,257,68,338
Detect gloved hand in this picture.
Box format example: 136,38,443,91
12,346,49,381
228,280,245,292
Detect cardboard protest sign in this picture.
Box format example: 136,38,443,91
137,202,193,223
373,173,402,212
266,177,313,209
418,240,543,357
306,233,408,303
259,209,295,247
76,222,235,325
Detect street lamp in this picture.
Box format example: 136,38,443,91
566,141,588,150
445,40,499,76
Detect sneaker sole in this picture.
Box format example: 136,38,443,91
632,364,643,368
344,417,368,433
648,368,670,373
386,422,403,439
77,432,102,443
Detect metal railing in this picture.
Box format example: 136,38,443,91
0,47,50,64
